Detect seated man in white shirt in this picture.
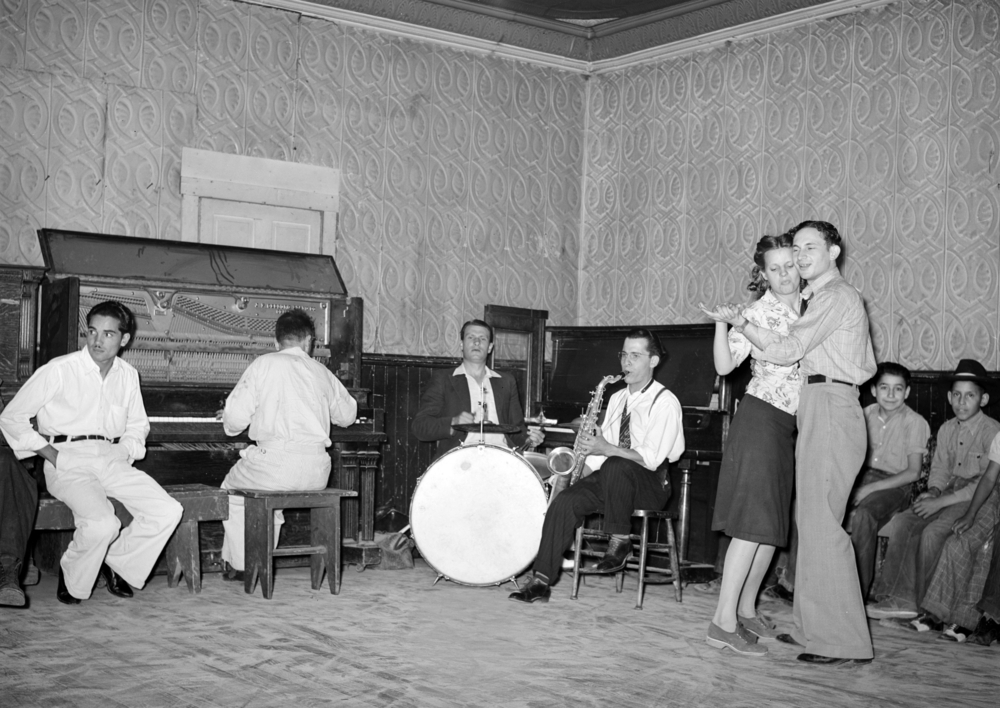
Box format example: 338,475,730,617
219,309,358,581
0,301,183,604
509,328,685,603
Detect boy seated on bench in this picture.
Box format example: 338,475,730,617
0,301,182,604
847,361,930,602
867,359,1000,619
219,309,357,582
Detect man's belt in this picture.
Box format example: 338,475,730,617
805,375,857,387
48,434,120,444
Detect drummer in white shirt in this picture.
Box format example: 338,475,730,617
219,308,358,582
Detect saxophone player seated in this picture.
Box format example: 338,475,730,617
509,328,685,604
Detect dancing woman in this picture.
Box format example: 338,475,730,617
700,233,802,657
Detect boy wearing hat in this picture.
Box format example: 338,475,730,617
867,359,1000,620
912,431,1000,641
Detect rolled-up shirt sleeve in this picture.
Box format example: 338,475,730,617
635,393,685,470
0,367,61,459
328,375,358,427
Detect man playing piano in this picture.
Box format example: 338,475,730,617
219,308,358,582
412,319,543,456
0,301,183,604
509,328,685,603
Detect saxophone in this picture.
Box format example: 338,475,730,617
546,373,623,486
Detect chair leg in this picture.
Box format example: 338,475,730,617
615,568,624,593
174,519,201,593
244,499,274,599
635,516,650,609
666,518,682,603
312,506,338,593
330,501,343,595
571,526,584,600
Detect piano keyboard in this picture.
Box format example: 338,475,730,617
148,416,373,425
149,417,218,423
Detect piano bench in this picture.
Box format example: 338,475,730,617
34,484,229,595
232,488,357,600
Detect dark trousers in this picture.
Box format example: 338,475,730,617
848,468,912,601
0,449,38,562
532,457,669,583
977,518,1000,620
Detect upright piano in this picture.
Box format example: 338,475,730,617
538,324,740,580
27,229,386,570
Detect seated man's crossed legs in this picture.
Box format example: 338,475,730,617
510,457,669,604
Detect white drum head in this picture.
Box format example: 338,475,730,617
410,445,547,586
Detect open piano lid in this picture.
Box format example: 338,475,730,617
546,324,718,409
38,229,347,295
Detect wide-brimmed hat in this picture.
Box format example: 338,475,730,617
945,359,993,392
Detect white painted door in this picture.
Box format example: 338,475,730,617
199,198,323,253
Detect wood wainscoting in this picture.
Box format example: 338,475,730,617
361,353,456,533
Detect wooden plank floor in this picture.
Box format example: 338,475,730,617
2,562,996,707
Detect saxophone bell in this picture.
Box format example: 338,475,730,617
546,446,577,476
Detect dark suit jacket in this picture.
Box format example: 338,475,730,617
412,367,528,459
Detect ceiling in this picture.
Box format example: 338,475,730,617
296,0,836,61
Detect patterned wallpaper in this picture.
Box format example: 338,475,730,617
1,0,998,369
581,0,1000,371
0,0,583,356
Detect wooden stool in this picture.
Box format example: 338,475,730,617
234,488,357,599
571,509,683,609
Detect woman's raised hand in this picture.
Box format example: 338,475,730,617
699,302,744,325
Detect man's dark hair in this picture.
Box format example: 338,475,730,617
790,220,843,250
86,300,136,342
460,319,494,343
276,309,316,343
874,361,911,388
626,328,662,360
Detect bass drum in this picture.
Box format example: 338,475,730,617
410,444,548,586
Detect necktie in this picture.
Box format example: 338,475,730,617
619,401,631,449
800,298,808,316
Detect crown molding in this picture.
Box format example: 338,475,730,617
244,0,897,74
243,0,592,72
589,0,898,73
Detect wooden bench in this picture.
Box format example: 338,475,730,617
34,483,228,594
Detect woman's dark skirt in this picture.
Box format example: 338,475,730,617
712,393,796,546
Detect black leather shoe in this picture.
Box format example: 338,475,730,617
509,577,551,604
797,653,872,666
593,537,632,573
223,562,245,583
0,556,26,607
57,570,81,605
776,633,804,647
970,616,1000,647
100,563,133,598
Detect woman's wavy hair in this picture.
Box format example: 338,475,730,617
747,232,794,297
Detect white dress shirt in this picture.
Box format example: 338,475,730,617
0,349,149,460
456,363,507,447
223,346,358,450
585,379,685,472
